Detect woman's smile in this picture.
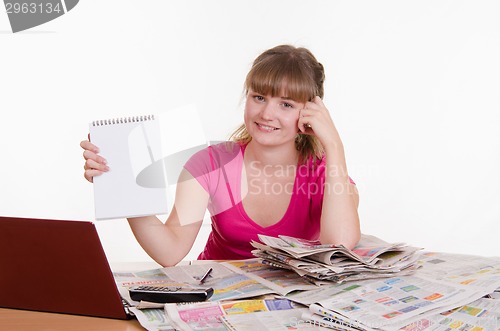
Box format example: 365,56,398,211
255,122,280,132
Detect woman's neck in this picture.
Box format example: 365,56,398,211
244,140,298,168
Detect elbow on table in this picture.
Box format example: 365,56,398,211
320,231,361,250
342,233,361,250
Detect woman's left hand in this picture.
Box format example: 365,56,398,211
298,96,342,149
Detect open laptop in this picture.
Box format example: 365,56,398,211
0,216,133,319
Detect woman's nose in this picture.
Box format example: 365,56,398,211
260,102,275,120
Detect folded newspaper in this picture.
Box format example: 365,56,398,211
251,234,422,283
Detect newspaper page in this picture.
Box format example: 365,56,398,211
416,251,500,288
284,281,368,306
283,252,500,331
252,241,345,274
114,268,182,287
130,307,177,331
221,259,319,295
221,308,332,331
296,253,500,330
301,310,375,331
253,234,422,283
114,259,321,306
256,234,419,266
157,259,320,301
255,248,421,284
159,262,275,301
117,261,283,302
164,298,299,331
304,273,500,331
398,297,500,331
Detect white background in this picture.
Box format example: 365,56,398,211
1,0,499,263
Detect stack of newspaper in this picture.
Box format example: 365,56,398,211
251,234,422,284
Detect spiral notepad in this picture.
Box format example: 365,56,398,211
89,115,168,220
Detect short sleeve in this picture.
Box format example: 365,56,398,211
183,142,244,217
183,147,214,194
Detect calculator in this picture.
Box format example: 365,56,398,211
128,285,214,303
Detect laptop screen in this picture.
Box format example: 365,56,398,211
0,216,129,319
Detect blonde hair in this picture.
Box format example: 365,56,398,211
230,45,326,163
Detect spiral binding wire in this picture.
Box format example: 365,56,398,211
91,114,155,126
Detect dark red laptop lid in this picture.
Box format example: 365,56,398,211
0,216,128,319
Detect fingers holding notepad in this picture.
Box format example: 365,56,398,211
81,139,109,183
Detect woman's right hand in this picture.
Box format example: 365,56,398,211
80,136,109,183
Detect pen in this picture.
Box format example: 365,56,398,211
199,267,213,284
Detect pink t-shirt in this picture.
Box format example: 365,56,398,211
184,142,353,260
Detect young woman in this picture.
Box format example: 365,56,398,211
81,45,360,266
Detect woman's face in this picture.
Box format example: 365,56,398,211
244,89,305,148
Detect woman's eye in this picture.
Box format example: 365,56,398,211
282,102,294,109
253,95,265,102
